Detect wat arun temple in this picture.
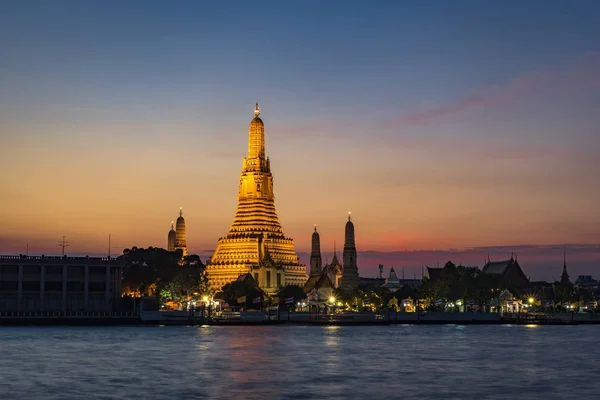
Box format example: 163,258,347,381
205,104,309,295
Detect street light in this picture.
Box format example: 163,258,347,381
329,296,335,304
528,297,534,304
203,295,209,303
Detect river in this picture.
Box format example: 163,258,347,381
0,325,596,399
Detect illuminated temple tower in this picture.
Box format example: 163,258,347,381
175,208,188,256
206,104,307,295
167,221,176,252
340,212,360,290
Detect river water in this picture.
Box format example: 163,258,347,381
0,325,596,399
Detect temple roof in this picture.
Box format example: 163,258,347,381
482,259,516,275
304,270,335,293
383,267,401,288
426,267,443,281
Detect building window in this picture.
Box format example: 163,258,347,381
256,183,261,192
67,282,84,292
22,281,41,291
1,266,18,274
266,271,271,287
0,281,18,291
23,265,40,274
88,282,106,292
45,282,62,291
46,266,62,275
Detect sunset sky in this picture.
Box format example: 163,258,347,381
1,1,599,280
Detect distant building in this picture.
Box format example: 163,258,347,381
560,247,570,284
175,208,188,256
304,216,360,296
382,267,401,292
575,275,599,290
167,221,176,252
425,266,443,282
481,256,530,293
166,208,188,256
340,213,360,291
0,255,123,313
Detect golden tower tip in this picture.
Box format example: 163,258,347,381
314,224,317,232
254,102,260,117
348,211,351,221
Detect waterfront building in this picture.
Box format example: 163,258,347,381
304,218,362,295
481,255,530,293
206,104,307,295
0,255,123,312
167,221,176,252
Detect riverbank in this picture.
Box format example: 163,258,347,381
2,311,598,326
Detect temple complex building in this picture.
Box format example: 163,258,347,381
167,221,176,252
166,208,188,256
304,215,359,295
206,104,307,295
175,208,188,256
340,213,360,291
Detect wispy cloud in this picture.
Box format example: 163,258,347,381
384,53,600,128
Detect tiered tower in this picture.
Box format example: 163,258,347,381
175,207,188,256
560,246,570,284
206,104,307,292
340,212,359,290
167,221,176,252
310,225,322,276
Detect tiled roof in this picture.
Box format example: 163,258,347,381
426,267,443,281
482,259,513,275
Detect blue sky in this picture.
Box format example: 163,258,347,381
1,1,599,279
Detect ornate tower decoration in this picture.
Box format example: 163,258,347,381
206,104,307,294
340,212,360,290
310,225,322,276
175,207,188,257
167,221,176,252
560,245,570,284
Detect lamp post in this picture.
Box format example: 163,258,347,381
329,296,336,314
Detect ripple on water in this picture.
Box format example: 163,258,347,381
0,325,597,400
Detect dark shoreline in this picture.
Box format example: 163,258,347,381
0,317,593,326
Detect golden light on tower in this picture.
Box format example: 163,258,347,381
205,103,307,294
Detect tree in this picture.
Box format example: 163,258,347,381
119,247,208,300
217,277,265,310
277,285,307,305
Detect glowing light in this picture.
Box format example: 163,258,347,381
528,297,534,304
202,295,209,302
329,296,336,304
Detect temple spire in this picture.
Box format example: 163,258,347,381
560,245,570,284
179,207,183,217
314,224,317,232
171,221,174,230
348,211,351,221
254,102,260,117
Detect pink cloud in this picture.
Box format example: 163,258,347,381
385,52,600,128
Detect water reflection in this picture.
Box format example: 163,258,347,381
0,325,598,400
